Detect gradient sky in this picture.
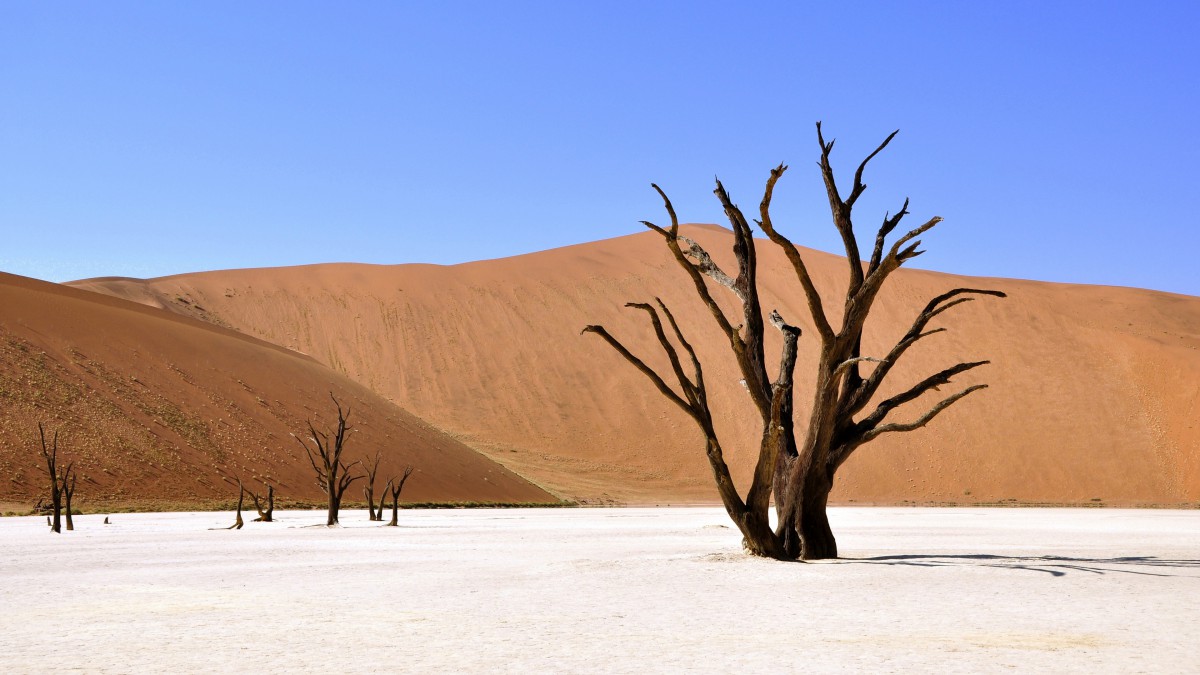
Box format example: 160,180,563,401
2,2,1197,295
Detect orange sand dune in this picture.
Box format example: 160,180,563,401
0,273,554,510
69,226,1200,505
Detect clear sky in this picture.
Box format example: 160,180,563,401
2,2,1197,295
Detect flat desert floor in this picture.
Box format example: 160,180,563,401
2,507,1197,673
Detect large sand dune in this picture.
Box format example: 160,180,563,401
69,226,1200,505
0,273,554,510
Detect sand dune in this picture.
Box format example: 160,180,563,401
0,273,554,510
69,226,1200,505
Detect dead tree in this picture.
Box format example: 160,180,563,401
363,451,382,521
38,423,68,534
296,393,363,526
225,480,245,530
62,470,77,531
585,124,1005,560
384,466,414,527
248,483,275,522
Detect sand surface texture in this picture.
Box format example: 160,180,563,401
2,507,1197,673
0,273,552,509
72,225,1200,505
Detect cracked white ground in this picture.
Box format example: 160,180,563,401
2,507,1197,673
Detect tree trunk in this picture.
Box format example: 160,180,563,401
231,487,245,530
735,510,787,559
63,484,74,531
49,490,62,534
798,481,836,560
327,487,339,526
388,495,400,526
366,485,377,521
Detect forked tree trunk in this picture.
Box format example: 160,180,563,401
586,124,1004,560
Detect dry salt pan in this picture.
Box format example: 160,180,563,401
1,507,1197,673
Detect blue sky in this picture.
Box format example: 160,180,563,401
2,2,1197,295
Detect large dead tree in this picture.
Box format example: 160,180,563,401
37,423,74,534
585,124,1004,560
296,394,363,526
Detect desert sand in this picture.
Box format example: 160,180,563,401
0,272,553,509
70,225,1200,506
1,507,1197,673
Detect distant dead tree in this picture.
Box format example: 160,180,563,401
384,466,414,527
37,423,75,534
223,479,246,530
363,451,383,521
585,124,1004,560
296,394,363,526
248,482,275,522
62,469,77,531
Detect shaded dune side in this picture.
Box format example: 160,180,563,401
0,273,554,509
70,226,1200,505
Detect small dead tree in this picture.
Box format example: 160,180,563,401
37,423,71,534
384,466,414,527
248,482,275,522
585,124,1004,560
219,475,244,528
363,451,382,521
62,470,77,531
296,393,363,526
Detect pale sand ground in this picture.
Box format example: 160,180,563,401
1,507,1197,673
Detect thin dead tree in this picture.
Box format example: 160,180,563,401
62,469,77,531
295,393,363,526
363,451,383,521
225,479,246,530
37,423,72,534
248,482,275,522
384,466,415,527
585,123,1005,560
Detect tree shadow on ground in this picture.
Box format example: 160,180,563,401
836,554,1200,577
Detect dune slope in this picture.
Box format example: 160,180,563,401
69,226,1200,505
0,273,554,510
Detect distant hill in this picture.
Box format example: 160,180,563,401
68,225,1200,506
0,273,554,511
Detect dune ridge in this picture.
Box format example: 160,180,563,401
67,225,1200,505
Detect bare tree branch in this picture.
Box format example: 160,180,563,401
582,324,695,419
862,384,989,442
